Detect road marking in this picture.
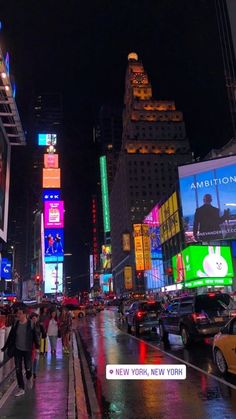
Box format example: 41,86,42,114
118,325,236,391
0,379,17,409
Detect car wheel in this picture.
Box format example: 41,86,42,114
215,348,228,375
159,322,168,341
181,326,191,348
127,323,131,334
78,312,84,318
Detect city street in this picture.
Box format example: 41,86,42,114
77,309,236,419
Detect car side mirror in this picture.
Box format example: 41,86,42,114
220,326,228,334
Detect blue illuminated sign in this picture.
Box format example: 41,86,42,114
1,258,12,279
43,189,61,201
45,229,64,263
38,133,57,146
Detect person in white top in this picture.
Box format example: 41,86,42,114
46,311,59,355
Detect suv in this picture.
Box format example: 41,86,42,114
126,301,164,335
158,293,236,347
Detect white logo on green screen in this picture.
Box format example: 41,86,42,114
196,246,228,278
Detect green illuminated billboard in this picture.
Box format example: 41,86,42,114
100,156,111,233
172,245,234,284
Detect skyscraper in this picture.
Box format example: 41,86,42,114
110,53,192,294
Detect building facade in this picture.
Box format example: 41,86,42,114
110,53,192,295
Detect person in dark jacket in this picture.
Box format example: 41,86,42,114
1,307,40,397
30,312,46,378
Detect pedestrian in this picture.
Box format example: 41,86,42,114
39,306,49,355
30,312,46,378
60,307,72,354
1,307,40,397
45,311,59,355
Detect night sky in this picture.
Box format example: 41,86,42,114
1,0,232,290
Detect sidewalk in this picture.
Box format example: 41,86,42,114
0,340,69,419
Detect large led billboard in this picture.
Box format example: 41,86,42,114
172,245,234,285
44,263,63,294
124,266,133,289
100,156,110,233
159,192,180,244
44,201,64,228
100,245,112,271
44,154,59,169
38,133,57,146
1,258,12,279
0,126,10,242
43,189,61,201
143,204,159,226
133,224,152,271
100,273,112,293
145,259,164,290
178,156,236,242
43,168,61,188
45,229,64,263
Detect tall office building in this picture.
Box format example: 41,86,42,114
215,0,236,137
110,53,192,294
97,105,123,192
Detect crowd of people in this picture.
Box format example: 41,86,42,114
1,304,72,397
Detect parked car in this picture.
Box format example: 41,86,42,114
126,300,164,335
158,292,236,348
213,317,236,375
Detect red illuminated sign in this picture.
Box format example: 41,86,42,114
44,154,59,169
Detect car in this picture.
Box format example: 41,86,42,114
213,317,236,375
85,303,97,316
64,304,86,318
126,300,164,335
158,292,236,348
93,301,104,312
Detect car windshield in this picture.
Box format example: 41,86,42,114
140,302,162,312
195,294,235,312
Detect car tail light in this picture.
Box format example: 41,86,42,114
230,310,236,317
136,311,146,318
191,312,207,322
208,293,216,297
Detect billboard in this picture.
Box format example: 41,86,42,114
38,133,57,146
178,156,236,242
145,259,164,290
122,233,131,252
44,154,59,169
100,245,112,271
45,229,64,263
172,245,234,285
44,201,64,228
1,258,12,279
100,273,112,293
124,266,133,289
43,189,61,201
0,126,10,242
43,168,61,188
100,156,110,233
133,224,152,271
159,192,180,244
44,263,63,294
143,204,159,226
89,255,94,289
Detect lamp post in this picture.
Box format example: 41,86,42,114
10,246,15,294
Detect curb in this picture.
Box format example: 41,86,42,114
71,332,89,419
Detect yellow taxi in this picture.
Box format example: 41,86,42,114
65,304,86,319
213,317,236,375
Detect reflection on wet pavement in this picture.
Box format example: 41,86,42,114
77,310,236,419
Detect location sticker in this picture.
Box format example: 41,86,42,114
106,364,186,380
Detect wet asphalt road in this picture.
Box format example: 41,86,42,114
77,308,236,419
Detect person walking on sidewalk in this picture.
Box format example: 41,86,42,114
39,306,49,356
30,312,46,378
1,307,40,397
45,311,59,355
60,307,72,354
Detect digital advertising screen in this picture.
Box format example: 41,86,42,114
100,273,112,293
172,245,234,286
0,126,10,242
44,263,63,294
1,258,12,279
38,133,57,146
44,154,59,169
45,229,64,263
101,245,112,271
178,156,236,243
43,189,61,201
145,259,164,290
44,201,64,228
143,204,159,226
159,192,180,244
43,168,61,188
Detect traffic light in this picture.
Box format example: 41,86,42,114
136,271,143,279
35,274,41,284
